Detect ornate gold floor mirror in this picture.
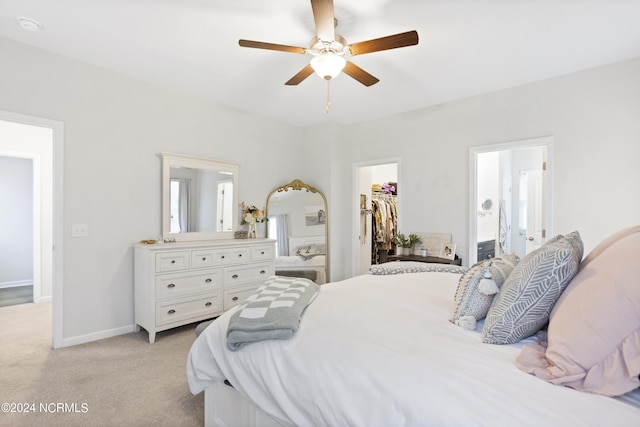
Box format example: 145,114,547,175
266,179,329,284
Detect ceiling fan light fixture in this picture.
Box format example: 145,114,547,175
310,52,346,80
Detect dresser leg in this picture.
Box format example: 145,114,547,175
149,331,156,344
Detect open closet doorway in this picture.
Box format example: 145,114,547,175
353,159,400,276
0,110,64,349
469,136,554,265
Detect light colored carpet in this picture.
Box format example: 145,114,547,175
0,302,204,426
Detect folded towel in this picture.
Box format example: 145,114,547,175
226,276,320,351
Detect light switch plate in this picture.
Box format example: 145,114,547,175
71,223,89,237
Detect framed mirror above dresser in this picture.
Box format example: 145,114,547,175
266,179,328,284
161,152,239,241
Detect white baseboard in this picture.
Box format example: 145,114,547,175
60,323,136,348
35,295,52,303
0,280,33,289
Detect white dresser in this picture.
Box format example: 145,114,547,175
134,239,275,343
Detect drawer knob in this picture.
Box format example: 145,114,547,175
232,274,238,279
205,278,212,283
205,302,212,307
167,283,175,288
171,260,176,264
168,309,176,314
261,251,265,255
260,270,266,274
238,254,242,258
232,296,238,301
202,257,206,261
221,255,225,259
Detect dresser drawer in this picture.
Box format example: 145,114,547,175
202,247,250,266
251,244,274,262
155,251,190,273
155,292,222,327
155,269,222,300
224,284,260,311
224,262,273,288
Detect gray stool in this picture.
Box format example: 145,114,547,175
195,320,214,337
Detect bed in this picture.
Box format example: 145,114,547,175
187,227,640,426
273,236,326,284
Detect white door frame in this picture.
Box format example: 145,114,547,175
352,157,401,278
469,136,554,265
0,110,64,349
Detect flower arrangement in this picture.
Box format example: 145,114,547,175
408,233,422,247
395,232,422,255
241,202,266,225
395,232,422,248
395,233,410,248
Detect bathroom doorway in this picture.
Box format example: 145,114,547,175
469,136,554,265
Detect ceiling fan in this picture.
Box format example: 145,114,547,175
238,0,419,87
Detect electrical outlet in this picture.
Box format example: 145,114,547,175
71,223,89,237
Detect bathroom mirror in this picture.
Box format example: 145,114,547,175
266,179,329,284
162,152,239,241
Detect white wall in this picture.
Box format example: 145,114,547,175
0,156,33,287
476,152,499,243
0,37,306,345
331,56,640,279
3,35,640,344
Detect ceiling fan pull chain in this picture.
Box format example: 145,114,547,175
326,79,331,113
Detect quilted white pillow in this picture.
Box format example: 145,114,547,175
482,232,583,344
449,254,519,328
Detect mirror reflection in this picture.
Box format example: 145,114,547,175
162,152,239,241
266,179,328,284
169,167,233,233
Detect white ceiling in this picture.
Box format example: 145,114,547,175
2,0,640,127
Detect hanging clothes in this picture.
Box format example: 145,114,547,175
371,192,398,264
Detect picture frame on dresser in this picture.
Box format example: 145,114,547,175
439,243,456,260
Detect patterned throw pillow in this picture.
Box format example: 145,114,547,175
368,261,467,275
482,231,583,344
449,254,519,328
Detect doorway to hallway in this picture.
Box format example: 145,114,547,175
0,111,64,348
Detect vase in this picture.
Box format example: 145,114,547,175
248,223,257,239
256,222,265,238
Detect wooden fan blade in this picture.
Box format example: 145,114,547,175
239,39,307,54
342,62,379,87
311,0,335,42
348,30,419,56
285,64,315,85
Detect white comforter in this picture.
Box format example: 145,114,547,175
187,272,640,426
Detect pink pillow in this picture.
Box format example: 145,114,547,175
516,227,640,396
579,225,640,271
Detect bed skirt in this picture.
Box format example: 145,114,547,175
204,382,287,427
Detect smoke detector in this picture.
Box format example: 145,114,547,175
17,17,42,32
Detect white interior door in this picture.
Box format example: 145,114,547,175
525,169,544,253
